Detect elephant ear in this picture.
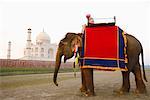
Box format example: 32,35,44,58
70,34,82,52
58,33,82,63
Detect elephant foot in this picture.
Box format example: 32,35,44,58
83,91,95,96
80,87,95,96
80,86,87,93
134,88,147,94
113,88,129,95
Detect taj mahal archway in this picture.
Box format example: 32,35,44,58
48,48,54,59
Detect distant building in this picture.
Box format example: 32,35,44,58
21,28,57,61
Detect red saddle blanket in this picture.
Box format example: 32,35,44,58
79,25,128,71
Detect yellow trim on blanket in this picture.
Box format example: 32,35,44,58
122,31,128,63
80,57,126,61
80,66,128,71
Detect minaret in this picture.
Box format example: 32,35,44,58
7,41,11,59
26,28,32,59
43,28,44,33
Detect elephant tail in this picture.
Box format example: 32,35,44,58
141,48,148,82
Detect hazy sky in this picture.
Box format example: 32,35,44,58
0,0,150,64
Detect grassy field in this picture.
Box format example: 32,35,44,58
0,67,80,76
0,67,149,76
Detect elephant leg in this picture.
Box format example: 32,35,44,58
82,68,95,96
114,71,130,94
121,71,130,93
132,63,146,94
80,69,87,93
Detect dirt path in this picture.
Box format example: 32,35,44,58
0,70,150,100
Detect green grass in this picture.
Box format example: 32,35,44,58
0,67,80,76
0,67,149,76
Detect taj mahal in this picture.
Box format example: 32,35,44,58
20,28,57,61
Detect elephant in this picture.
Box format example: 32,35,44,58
53,32,147,96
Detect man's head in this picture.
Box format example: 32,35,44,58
86,14,94,24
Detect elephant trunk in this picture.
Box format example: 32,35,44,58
53,50,63,86
53,33,83,86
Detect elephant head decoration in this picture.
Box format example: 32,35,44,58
53,32,147,96
53,33,82,86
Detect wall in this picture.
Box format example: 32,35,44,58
0,59,73,68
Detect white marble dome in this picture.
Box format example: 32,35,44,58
36,31,51,44
22,28,58,61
